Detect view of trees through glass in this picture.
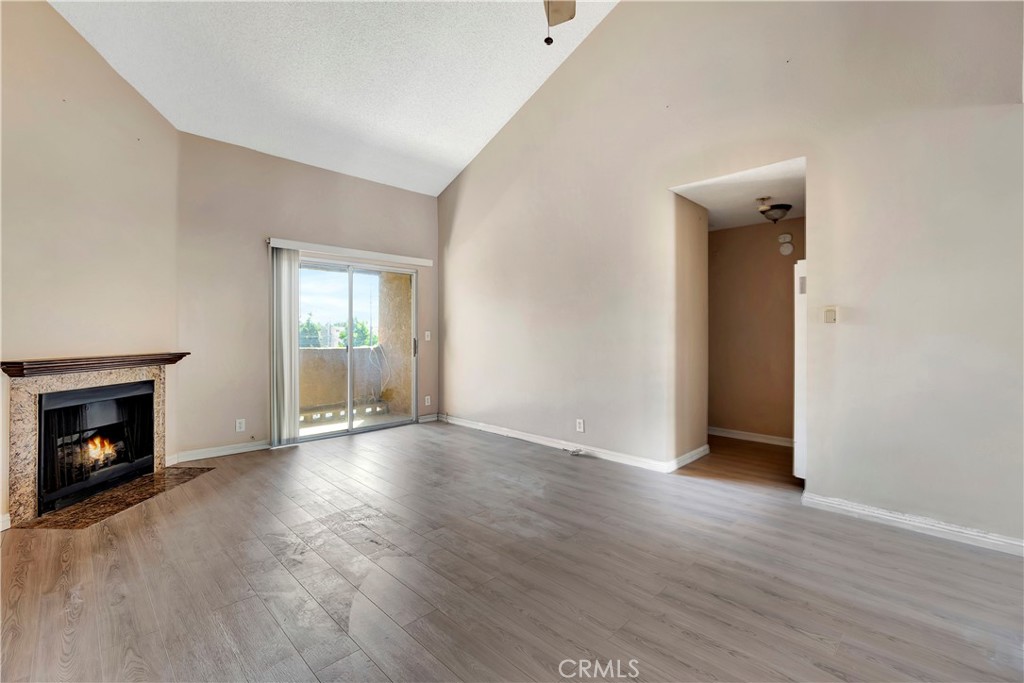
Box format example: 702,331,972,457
299,314,378,348
298,267,380,348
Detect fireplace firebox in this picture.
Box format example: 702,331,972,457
38,380,155,513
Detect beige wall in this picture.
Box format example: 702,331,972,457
1,2,180,516
674,196,708,459
439,2,1023,537
176,134,438,452
809,107,1021,537
0,4,439,521
708,218,806,438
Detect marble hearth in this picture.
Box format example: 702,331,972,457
3,352,188,525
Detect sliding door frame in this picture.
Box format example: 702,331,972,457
297,255,418,442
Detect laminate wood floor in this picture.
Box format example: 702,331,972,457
677,435,803,489
2,423,1021,682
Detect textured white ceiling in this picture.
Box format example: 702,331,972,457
670,158,807,231
52,1,617,196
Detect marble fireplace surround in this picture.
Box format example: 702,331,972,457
3,353,188,525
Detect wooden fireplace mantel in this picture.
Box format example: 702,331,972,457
1,352,190,378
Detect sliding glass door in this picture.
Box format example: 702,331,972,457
298,261,416,439
297,264,350,437
350,269,416,429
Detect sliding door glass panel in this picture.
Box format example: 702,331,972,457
349,269,415,429
298,264,350,438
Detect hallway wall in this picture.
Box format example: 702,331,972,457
709,218,806,439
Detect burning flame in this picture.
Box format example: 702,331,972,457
86,436,116,461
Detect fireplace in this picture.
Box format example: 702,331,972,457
3,353,187,525
38,381,155,513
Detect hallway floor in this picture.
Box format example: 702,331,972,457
676,434,803,490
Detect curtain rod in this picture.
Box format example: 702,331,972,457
267,238,433,268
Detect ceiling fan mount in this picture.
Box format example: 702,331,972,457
543,0,576,45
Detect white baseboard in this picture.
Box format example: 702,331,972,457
417,413,439,423
168,440,270,465
708,427,793,447
802,492,1023,556
1,513,10,531
674,444,711,469
443,415,706,474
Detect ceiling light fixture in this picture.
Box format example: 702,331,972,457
756,196,792,224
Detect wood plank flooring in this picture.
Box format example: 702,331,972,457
2,423,1021,682
677,435,802,489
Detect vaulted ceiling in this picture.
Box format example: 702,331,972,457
53,1,617,196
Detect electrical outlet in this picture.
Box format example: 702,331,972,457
425,331,432,342
576,418,585,433
235,418,246,433
424,395,432,406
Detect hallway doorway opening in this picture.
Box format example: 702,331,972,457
671,157,807,488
